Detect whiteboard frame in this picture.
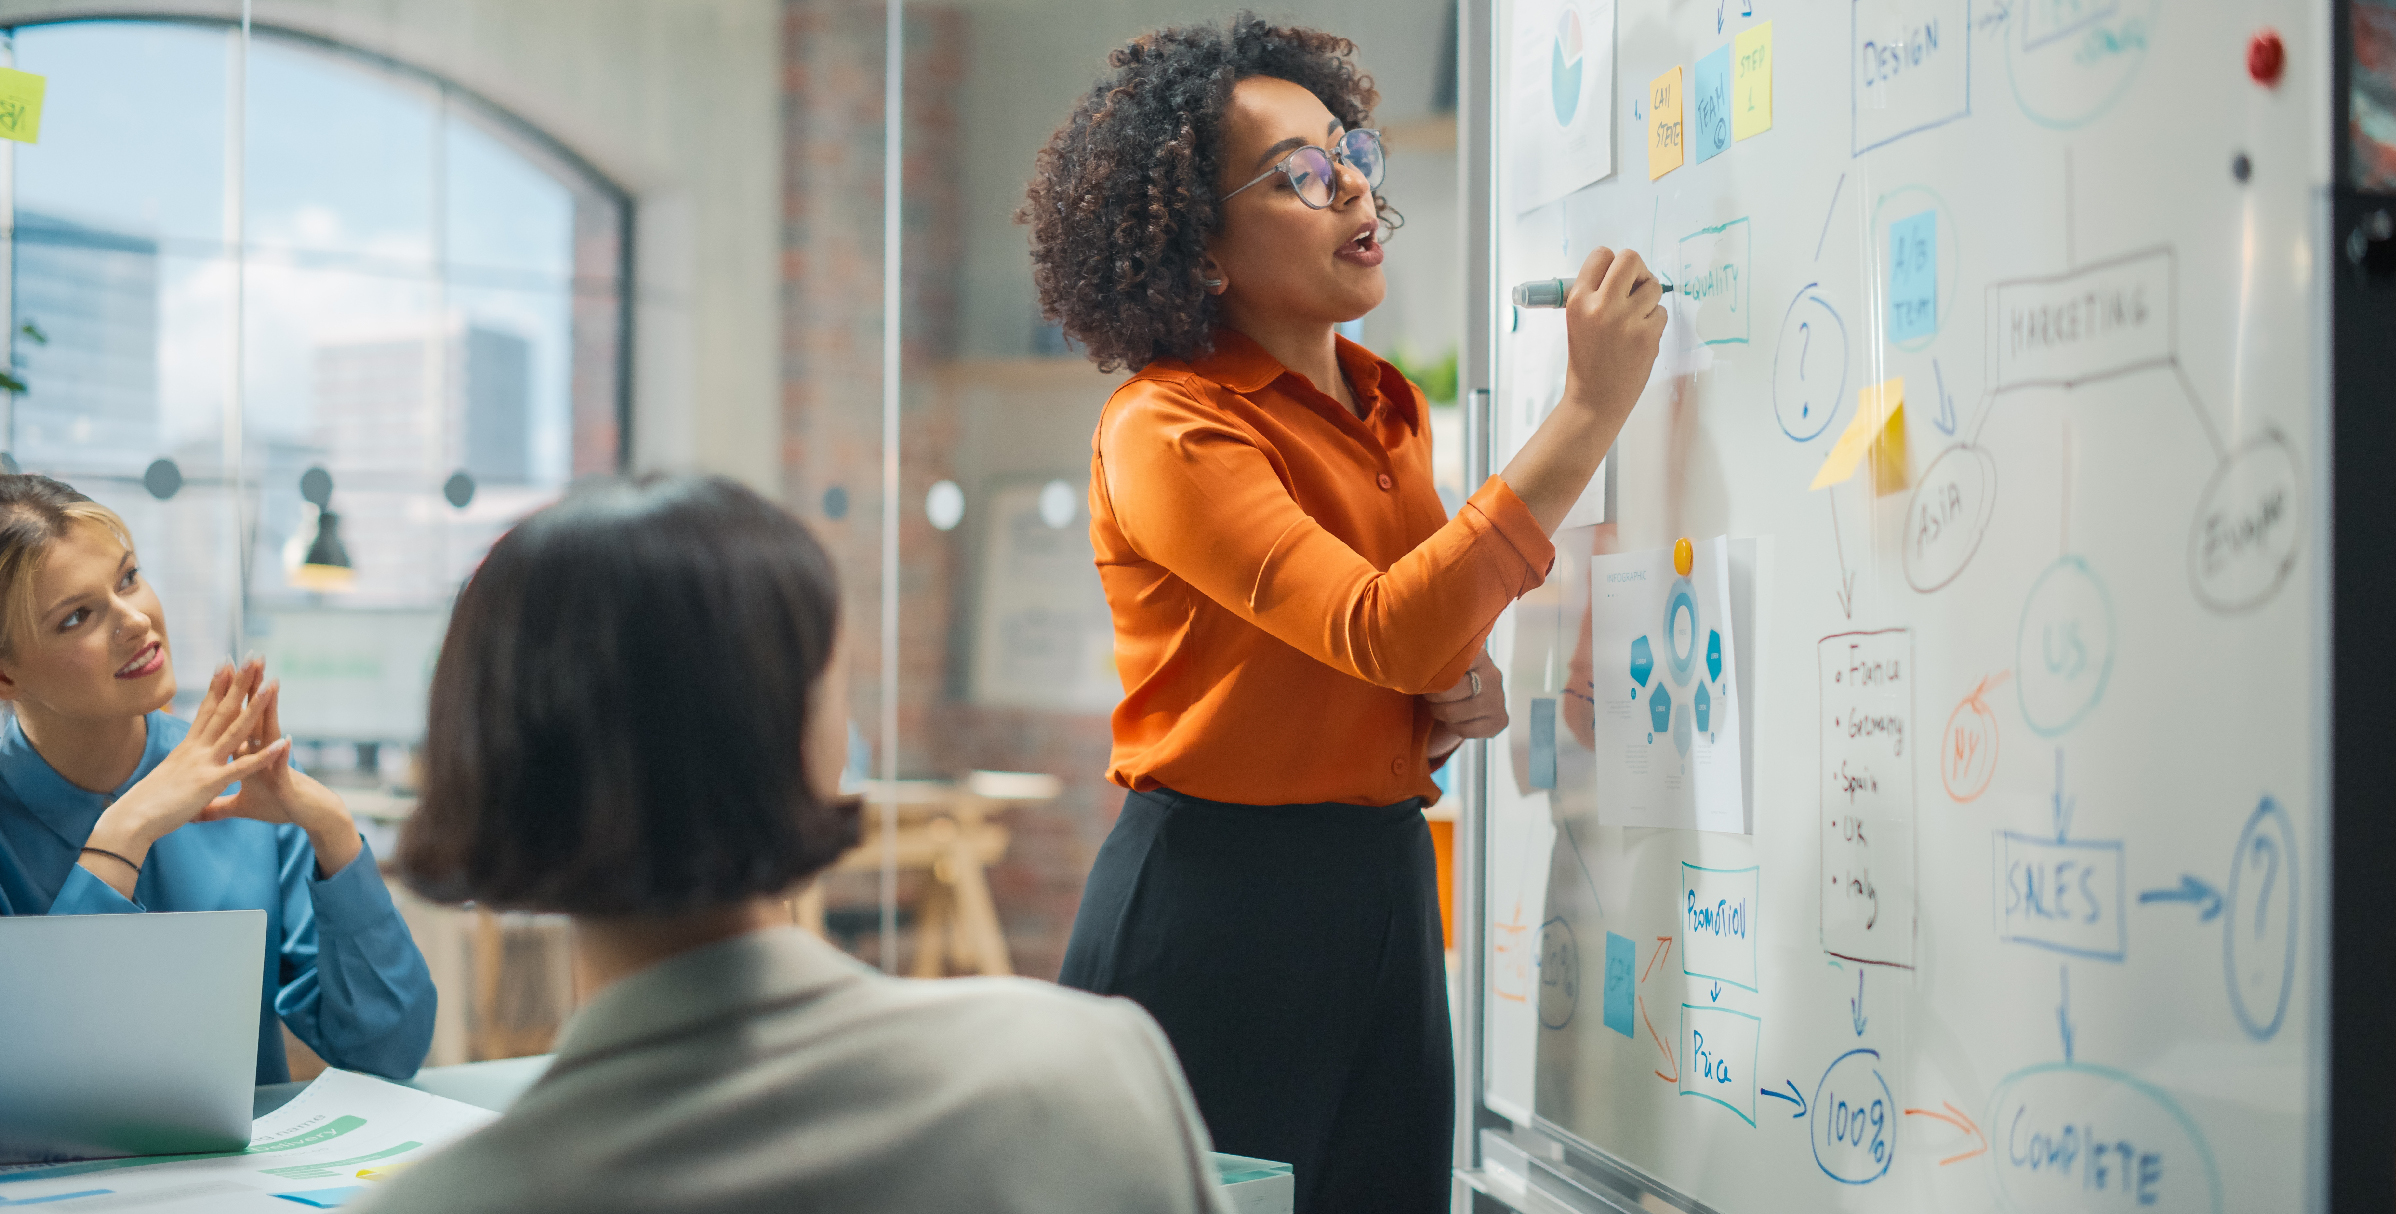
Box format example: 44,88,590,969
2324,2,2396,1209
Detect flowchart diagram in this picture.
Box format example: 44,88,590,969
1504,0,2316,1209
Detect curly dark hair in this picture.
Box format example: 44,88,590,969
1019,14,1396,373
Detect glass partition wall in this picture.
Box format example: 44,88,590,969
866,0,1465,984
3,16,625,730
0,9,631,1069
0,0,1462,1088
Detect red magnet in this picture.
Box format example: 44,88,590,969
2247,28,2286,86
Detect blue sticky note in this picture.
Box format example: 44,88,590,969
1888,209,1938,342
1529,698,1557,790
273,1188,366,1209
1691,46,1733,163
1603,931,1636,1038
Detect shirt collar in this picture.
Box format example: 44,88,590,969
1184,328,1423,434
543,926,871,1076
1183,328,1286,394
1333,333,1423,434
0,711,167,844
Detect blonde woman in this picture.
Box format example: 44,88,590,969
0,475,435,1082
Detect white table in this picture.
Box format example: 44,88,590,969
256,1057,1293,1211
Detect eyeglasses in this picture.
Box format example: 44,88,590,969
1219,129,1385,208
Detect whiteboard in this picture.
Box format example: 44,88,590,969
256,607,447,742
1475,1,2326,1211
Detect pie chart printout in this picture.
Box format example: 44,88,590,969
1553,6,1584,126
1510,0,1614,213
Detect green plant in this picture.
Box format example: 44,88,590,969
0,320,48,395
1388,343,1459,406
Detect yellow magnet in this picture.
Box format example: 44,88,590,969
1674,537,1694,577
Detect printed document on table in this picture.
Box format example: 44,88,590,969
0,1069,498,1211
1589,537,1753,833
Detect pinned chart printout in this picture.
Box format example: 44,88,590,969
1509,0,1615,213
1732,22,1772,140
1588,537,1753,833
1647,66,1684,179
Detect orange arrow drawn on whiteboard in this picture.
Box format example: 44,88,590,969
1638,994,1678,1084
1642,936,1674,982
1902,1102,1988,1165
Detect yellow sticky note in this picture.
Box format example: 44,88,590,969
1733,23,1773,141
0,68,45,145
1647,67,1684,180
1811,377,1907,492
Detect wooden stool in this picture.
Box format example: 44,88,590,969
468,908,577,1061
789,771,1059,977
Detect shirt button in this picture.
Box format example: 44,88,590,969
1376,473,1393,490
1390,757,1405,775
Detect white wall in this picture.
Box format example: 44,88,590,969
1367,145,1462,365
0,0,786,493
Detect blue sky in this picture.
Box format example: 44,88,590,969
11,19,580,477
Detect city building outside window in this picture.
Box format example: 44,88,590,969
4,19,628,741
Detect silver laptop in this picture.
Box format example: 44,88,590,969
0,909,265,1164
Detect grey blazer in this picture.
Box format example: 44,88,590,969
354,926,1233,1214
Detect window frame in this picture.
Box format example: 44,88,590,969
0,12,637,473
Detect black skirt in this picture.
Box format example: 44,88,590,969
1058,787,1452,1214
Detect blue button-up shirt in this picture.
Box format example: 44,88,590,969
0,711,437,1083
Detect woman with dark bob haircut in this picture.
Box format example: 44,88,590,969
1024,15,1665,1212
361,476,1232,1214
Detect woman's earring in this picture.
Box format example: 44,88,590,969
1204,278,1224,291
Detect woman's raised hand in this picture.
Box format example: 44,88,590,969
78,659,289,892
1498,245,1671,535
197,675,363,877
1558,246,1668,426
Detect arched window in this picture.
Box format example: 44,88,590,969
3,18,628,734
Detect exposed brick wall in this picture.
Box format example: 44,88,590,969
930,704,1116,981
782,0,1115,980
781,0,964,782
569,194,623,477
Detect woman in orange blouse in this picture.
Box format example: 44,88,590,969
1022,18,1663,1212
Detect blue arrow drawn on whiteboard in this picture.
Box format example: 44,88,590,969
1932,359,1957,436
2052,750,2075,841
1851,969,1868,1036
2138,874,2224,921
1761,1081,1806,1117
2058,965,2076,1062
1710,981,1723,1003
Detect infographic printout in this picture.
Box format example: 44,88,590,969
1589,537,1750,833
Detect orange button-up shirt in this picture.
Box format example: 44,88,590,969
1090,330,1556,807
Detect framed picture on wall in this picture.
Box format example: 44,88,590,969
968,477,1118,714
